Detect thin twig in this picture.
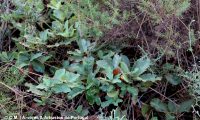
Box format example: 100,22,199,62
149,87,178,105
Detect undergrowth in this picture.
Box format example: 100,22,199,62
0,0,199,120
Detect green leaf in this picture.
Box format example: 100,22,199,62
162,63,175,71
18,62,29,68
150,98,168,112
58,20,75,37
83,57,95,72
64,20,69,33
48,0,61,9
54,69,65,81
52,20,63,31
68,87,84,99
0,52,15,61
127,86,138,98
0,52,8,61
53,69,80,83
64,71,80,82
168,101,177,113
76,105,89,116
165,74,182,85
58,28,75,38
31,60,45,73
97,60,113,80
25,83,45,96
121,55,130,67
102,96,123,107
53,10,65,21
97,50,104,58
113,98,123,106
98,50,115,59
86,88,100,105
62,60,69,68
37,55,51,63
107,90,119,98
178,99,193,113
33,98,46,106
43,77,53,87
52,84,71,93
39,30,49,42
141,104,150,117
105,67,114,80
68,50,82,57
132,57,151,76
120,74,130,83
36,83,48,91
96,60,110,69
78,39,90,53
136,73,161,82
68,63,85,74
75,105,83,113
139,82,154,92
18,52,30,63
120,62,130,73
112,77,122,83
30,53,43,61
150,117,158,120
101,99,113,108
113,54,121,68
166,113,176,120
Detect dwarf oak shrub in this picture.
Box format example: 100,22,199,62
25,39,161,107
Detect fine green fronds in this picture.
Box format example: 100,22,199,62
185,70,200,100
183,69,200,119
137,0,192,58
138,0,190,23
0,66,25,117
0,66,25,91
0,92,20,117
